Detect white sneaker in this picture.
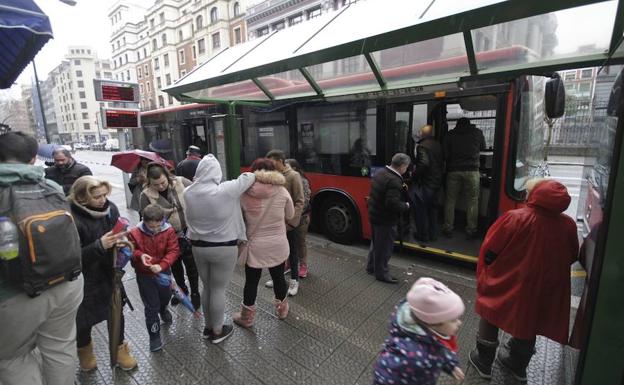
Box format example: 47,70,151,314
265,280,274,288
288,279,299,296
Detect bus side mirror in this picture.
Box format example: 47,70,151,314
545,75,565,119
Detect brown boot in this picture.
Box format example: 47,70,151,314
233,303,256,328
116,341,138,371
77,341,97,372
274,297,289,320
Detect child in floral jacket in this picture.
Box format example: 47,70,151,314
373,277,465,385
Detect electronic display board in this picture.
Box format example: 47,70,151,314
102,108,140,128
94,79,140,103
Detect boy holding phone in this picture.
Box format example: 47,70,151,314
127,204,179,352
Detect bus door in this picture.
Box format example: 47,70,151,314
182,116,226,176
391,97,500,261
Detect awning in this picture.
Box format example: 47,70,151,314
164,0,624,105
0,0,53,89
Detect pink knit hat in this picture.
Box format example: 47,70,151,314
407,277,465,324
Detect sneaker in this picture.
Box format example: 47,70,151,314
160,309,173,324
171,296,180,306
202,327,213,340
298,263,308,278
210,324,234,344
265,279,274,288
149,336,163,352
288,279,299,296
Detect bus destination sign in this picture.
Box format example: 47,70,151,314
94,79,140,103
103,108,140,128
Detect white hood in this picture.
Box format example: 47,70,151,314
183,157,255,242
194,154,222,185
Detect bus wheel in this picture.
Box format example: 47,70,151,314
320,196,358,245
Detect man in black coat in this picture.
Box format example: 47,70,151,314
366,153,411,284
44,148,92,195
175,145,202,180
412,125,444,241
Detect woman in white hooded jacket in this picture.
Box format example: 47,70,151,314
183,154,255,344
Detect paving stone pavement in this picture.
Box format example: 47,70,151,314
74,207,577,385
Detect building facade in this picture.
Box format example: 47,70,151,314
1,95,34,137
44,47,114,144
245,0,349,41
109,0,250,112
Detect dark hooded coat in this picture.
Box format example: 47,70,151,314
373,300,459,385
475,180,579,343
70,200,120,330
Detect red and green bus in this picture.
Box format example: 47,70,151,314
136,64,559,263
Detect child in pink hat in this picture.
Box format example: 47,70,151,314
373,277,465,384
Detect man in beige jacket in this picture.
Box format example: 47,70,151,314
266,150,304,296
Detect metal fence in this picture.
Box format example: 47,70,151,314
547,98,606,155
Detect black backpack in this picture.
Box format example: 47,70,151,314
0,180,82,297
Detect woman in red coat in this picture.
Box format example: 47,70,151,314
468,179,579,381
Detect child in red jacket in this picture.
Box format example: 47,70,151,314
128,204,179,352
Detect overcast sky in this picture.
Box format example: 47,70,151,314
4,0,618,98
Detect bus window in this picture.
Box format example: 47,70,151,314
241,110,289,165
411,104,428,154
296,101,377,176
446,104,496,149
392,111,410,157
513,76,547,194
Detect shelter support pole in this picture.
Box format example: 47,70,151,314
32,60,50,144
578,78,624,384
225,101,240,180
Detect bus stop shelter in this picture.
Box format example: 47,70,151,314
163,2,624,382
0,0,53,88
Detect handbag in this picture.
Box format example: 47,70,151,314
238,193,278,266
178,232,193,258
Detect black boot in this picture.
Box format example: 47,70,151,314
496,337,535,382
469,336,499,379
147,321,163,352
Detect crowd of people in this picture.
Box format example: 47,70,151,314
0,129,581,385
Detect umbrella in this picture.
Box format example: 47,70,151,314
148,138,173,154
156,273,201,318
0,0,53,88
110,149,172,173
109,240,134,380
37,143,59,160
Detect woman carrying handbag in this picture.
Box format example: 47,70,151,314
234,158,294,328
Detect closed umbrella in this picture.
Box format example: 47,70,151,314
110,149,172,173
109,240,133,381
